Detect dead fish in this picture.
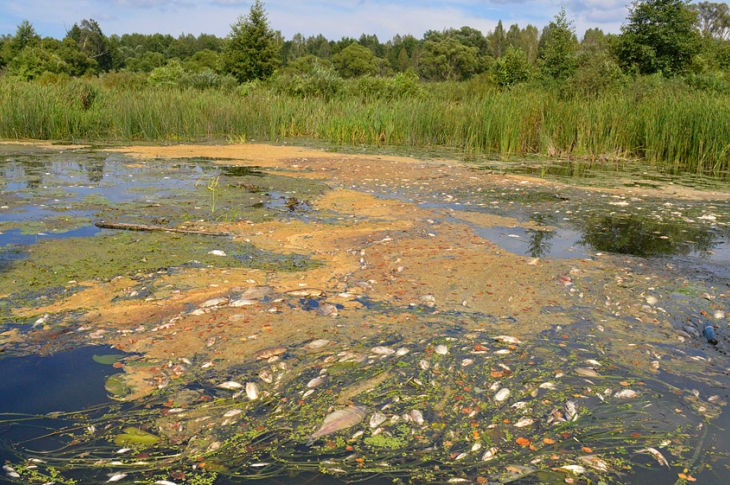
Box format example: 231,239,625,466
307,406,367,445
585,359,602,367
317,304,339,317
258,369,273,384
371,346,395,356
155,481,178,485
305,339,331,350
614,389,637,399
241,286,273,299
539,382,556,390
3,465,20,478
208,250,227,257
337,371,389,404
576,367,599,377
116,447,132,454
557,274,573,287
287,289,324,297
395,347,410,356
565,400,578,422
494,335,522,344
106,473,128,483
419,294,436,307
218,381,243,390
370,412,388,428
229,298,257,307
494,388,511,402
494,349,511,355
434,344,448,355
409,409,425,425
481,447,499,461
245,382,260,400
419,359,430,370
339,352,366,363
307,377,326,388
223,409,242,417
514,417,535,427
555,465,585,475
254,346,287,360
461,358,474,367
200,297,228,308
578,455,609,472
637,447,669,467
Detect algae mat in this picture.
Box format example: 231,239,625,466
0,142,729,485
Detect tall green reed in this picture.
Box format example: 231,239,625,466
1,77,729,174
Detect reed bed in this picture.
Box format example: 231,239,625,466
2,78,729,174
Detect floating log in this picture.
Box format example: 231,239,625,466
95,221,231,237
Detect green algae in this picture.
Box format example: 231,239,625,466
0,232,320,312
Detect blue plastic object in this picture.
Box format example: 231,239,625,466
704,323,718,345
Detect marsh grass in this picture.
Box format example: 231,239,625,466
2,77,730,173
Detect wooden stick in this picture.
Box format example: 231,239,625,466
95,221,231,237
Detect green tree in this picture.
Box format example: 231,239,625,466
613,0,701,75
7,20,40,58
66,19,113,71
331,43,379,77
691,2,730,40
184,49,220,72
8,46,68,80
494,46,532,87
419,37,478,80
487,20,507,58
539,7,579,81
58,37,99,76
221,0,280,82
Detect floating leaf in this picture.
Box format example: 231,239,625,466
93,354,125,365
105,374,131,398
114,427,160,447
516,437,530,447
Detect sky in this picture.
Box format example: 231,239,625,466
0,0,633,42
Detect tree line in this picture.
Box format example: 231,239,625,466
1,0,729,91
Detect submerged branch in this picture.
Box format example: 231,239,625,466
95,221,232,237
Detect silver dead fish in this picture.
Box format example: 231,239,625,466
307,406,367,445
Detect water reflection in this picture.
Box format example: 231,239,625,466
576,214,720,258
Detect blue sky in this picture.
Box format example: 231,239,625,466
1,0,631,42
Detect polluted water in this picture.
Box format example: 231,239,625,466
0,142,730,485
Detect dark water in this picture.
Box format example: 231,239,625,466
0,346,123,471
0,346,122,415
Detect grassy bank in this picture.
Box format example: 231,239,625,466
2,77,730,174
